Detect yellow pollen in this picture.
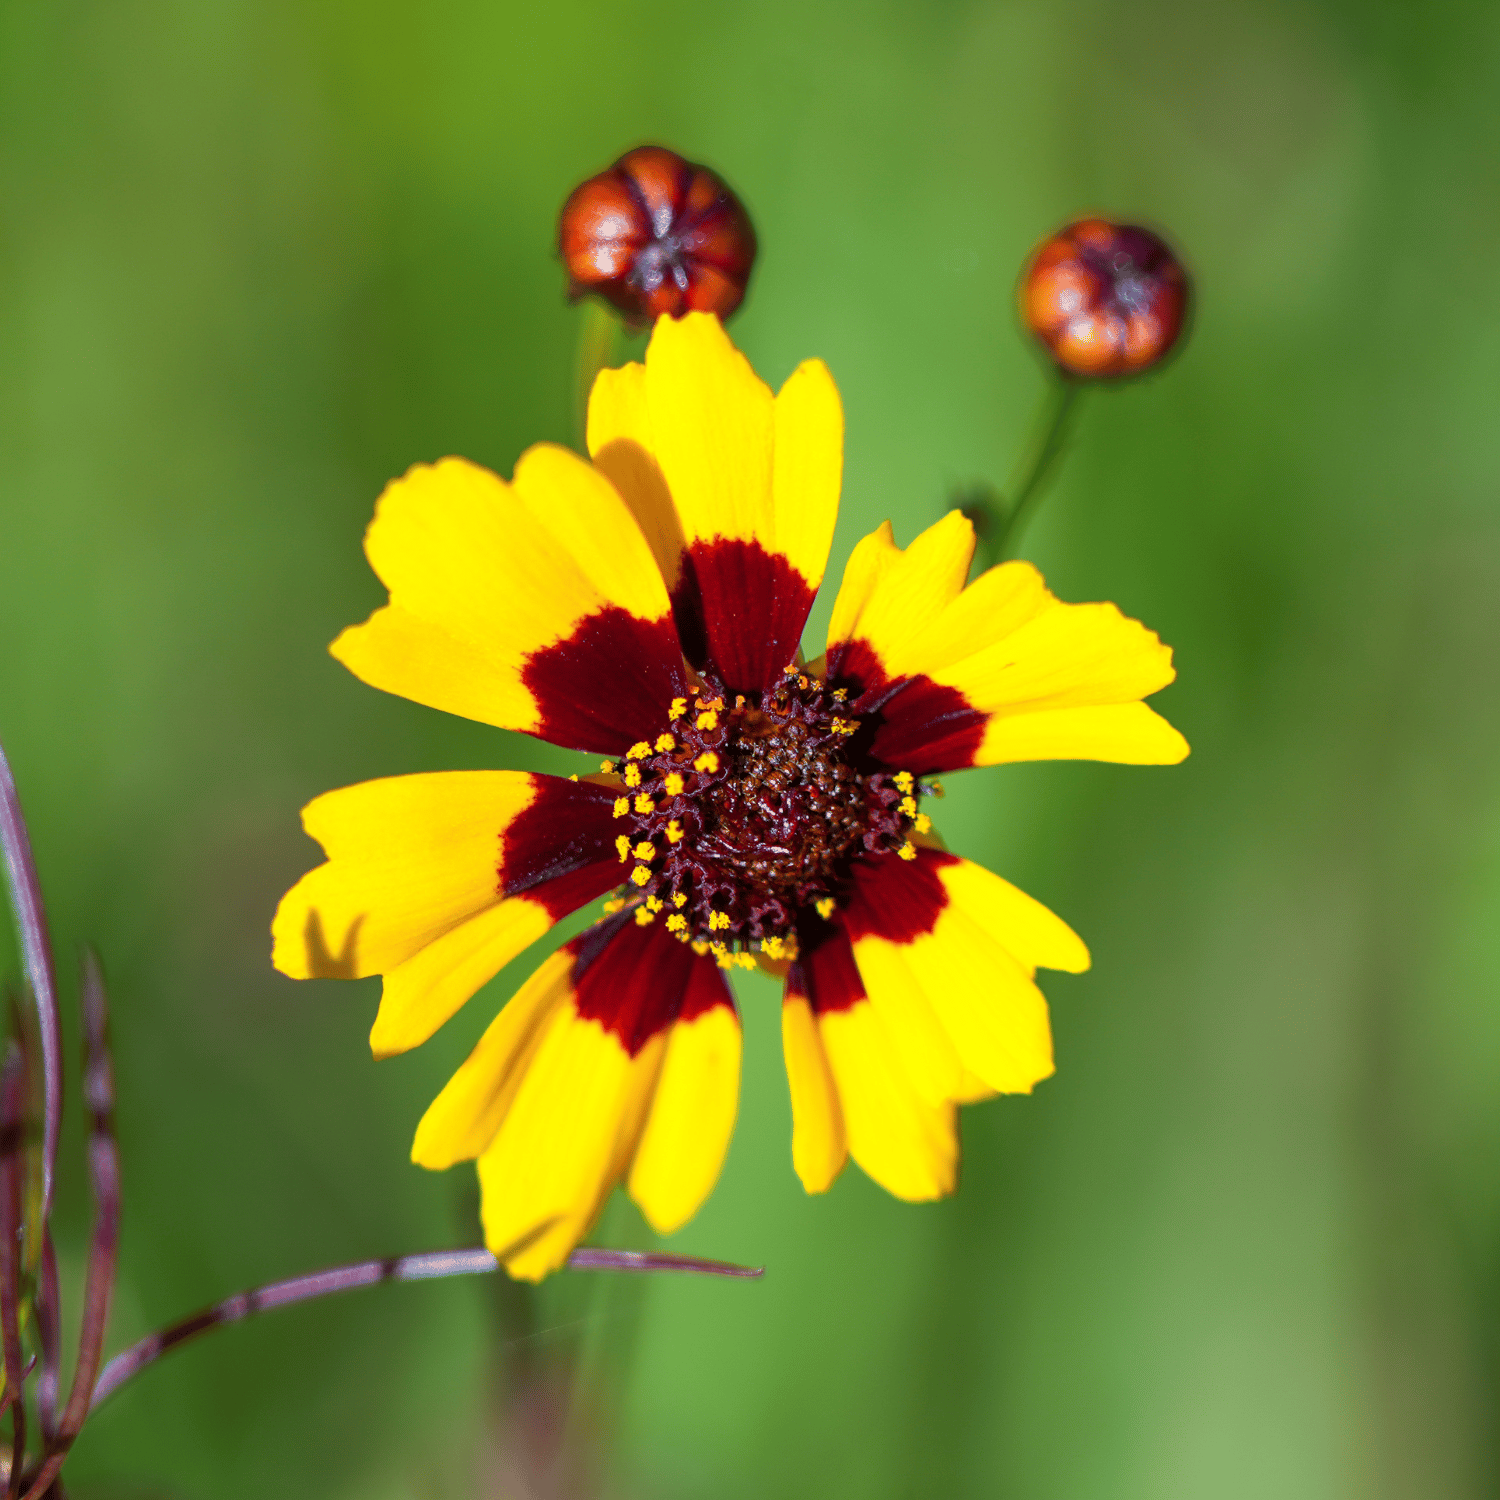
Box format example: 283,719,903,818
615,835,631,863
735,695,746,709
612,797,629,818
627,741,650,760
672,892,687,907
646,895,664,913
797,675,809,689
816,897,836,920
694,751,720,774
603,896,626,914
568,774,578,782
624,764,642,788
669,697,687,720
634,905,655,926
914,813,932,833
634,842,656,861
655,733,675,752
634,794,656,814
900,795,918,816
666,913,687,933
709,910,730,931
832,688,848,702
898,841,917,861
735,952,757,970
696,708,719,730
894,771,915,793
630,865,652,886
830,717,857,735
600,760,616,774
715,951,734,969
666,819,685,844
761,935,787,960
663,772,685,796
691,939,710,956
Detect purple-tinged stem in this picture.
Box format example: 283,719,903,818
34,1232,59,1442
566,1248,762,1277
0,745,61,1224
0,1047,29,1498
91,1245,762,1413
20,956,119,1500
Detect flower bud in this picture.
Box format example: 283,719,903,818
1021,219,1189,379
558,146,757,324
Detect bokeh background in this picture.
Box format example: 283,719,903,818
2,1,1499,1496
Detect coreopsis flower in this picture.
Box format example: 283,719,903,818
1022,219,1189,378
272,313,1188,1280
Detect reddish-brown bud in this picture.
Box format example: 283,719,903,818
1021,219,1189,379
558,146,757,324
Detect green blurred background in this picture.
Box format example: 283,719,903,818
2,1,1499,1495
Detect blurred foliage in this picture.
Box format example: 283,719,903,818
1,0,1499,1496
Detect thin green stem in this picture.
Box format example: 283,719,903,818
573,300,620,446
992,380,1082,559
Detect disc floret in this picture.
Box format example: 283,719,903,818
605,668,931,967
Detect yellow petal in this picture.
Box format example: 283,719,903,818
628,1003,741,1233
370,898,552,1059
847,855,1080,1097
865,905,1056,1097
835,937,964,1105
817,1000,957,1201
975,700,1190,765
824,511,1187,770
937,858,1090,975
410,950,572,1167
588,315,843,693
587,361,685,592
780,993,848,1193
272,771,619,1056
954,1069,998,1103
592,317,842,592
477,1002,666,1282
271,772,536,981
825,521,900,651
826,511,974,662
641,312,775,554
931,598,1177,714
769,357,843,591
331,450,680,749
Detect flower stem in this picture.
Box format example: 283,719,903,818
573,299,619,446
991,379,1083,559
89,1245,762,1413
0,745,62,1225
21,954,121,1500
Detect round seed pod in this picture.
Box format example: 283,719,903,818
1021,219,1189,378
558,146,757,324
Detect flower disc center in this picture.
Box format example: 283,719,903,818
609,671,926,966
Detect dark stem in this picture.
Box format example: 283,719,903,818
0,746,61,1224
991,380,1082,559
90,1245,762,1413
34,1235,57,1443
0,1048,28,1498
21,955,120,1500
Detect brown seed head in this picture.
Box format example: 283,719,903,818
558,146,757,324
1021,219,1189,379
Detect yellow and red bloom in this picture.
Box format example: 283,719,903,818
272,313,1188,1280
